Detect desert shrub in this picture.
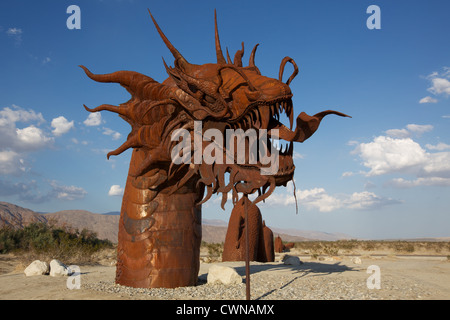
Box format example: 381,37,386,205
387,241,415,253
0,223,113,263
361,241,377,251
336,239,358,251
205,242,223,258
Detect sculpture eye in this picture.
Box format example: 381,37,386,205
188,83,198,93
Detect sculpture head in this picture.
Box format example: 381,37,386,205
81,10,350,209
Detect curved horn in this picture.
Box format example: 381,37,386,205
226,47,232,64
214,9,227,64
279,56,299,86
79,65,154,86
249,43,259,67
148,9,190,70
233,42,244,67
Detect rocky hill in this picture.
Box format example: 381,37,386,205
0,202,47,228
45,210,119,243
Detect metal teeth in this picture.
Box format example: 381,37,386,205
234,99,293,130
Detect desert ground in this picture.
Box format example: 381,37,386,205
0,249,449,300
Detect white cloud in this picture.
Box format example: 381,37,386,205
83,112,102,126
425,142,450,151
385,124,433,138
385,128,410,138
51,116,74,136
0,105,44,126
388,177,450,188
108,184,124,196
261,182,398,212
6,28,22,35
42,57,51,65
344,191,401,210
49,180,87,201
16,125,52,148
353,132,450,187
293,151,304,160
103,127,121,140
419,96,438,104
6,27,22,45
424,67,450,100
0,105,53,152
406,124,433,135
355,136,427,176
428,77,450,96
0,150,24,175
342,171,354,177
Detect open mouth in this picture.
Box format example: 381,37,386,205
220,98,296,179
228,97,294,132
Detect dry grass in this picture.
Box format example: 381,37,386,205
199,239,450,261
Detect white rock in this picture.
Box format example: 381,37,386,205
49,259,72,277
282,255,303,266
24,260,49,276
207,265,242,285
352,257,362,264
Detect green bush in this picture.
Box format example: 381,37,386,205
0,223,113,263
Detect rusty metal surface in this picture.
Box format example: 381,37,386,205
275,235,284,253
222,197,275,263
81,9,349,288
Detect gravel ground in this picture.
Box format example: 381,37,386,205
1,254,448,300
80,256,450,300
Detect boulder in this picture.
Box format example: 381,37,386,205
24,260,49,276
352,257,362,264
49,259,72,277
207,265,242,285
282,255,303,266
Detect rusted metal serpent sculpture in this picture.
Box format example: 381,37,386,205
81,9,350,289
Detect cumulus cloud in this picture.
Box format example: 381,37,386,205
422,67,450,102
388,177,450,188
425,142,450,151
352,128,450,187
0,105,44,125
260,182,399,212
419,96,438,104
0,105,53,152
344,191,401,210
355,136,427,176
83,112,102,126
385,124,433,138
0,150,25,175
16,125,53,149
103,127,121,140
0,178,87,203
108,184,124,196
49,180,87,201
51,116,74,136
406,124,433,136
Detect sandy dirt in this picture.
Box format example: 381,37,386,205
0,253,448,300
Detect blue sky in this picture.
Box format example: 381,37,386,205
1,0,449,239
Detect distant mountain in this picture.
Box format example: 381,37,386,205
102,211,120,216
271,227,354,241
0,202,47,228
203,218,353,241
0,201,353,244
44,210,119,243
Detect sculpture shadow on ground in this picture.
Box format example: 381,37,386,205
197,260,356,288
